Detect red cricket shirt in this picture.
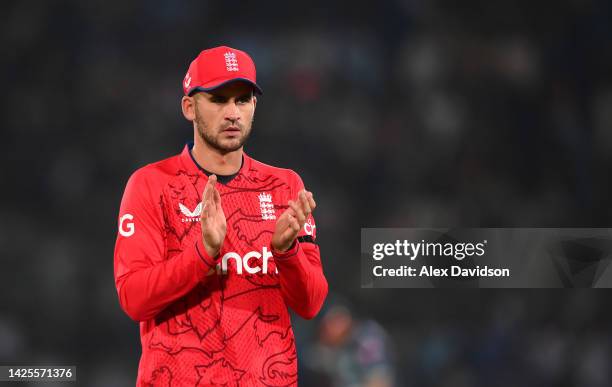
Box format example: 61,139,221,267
114,144,328,386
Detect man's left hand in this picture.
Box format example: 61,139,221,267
271,190,316,252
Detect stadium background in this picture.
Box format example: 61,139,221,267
2,0,612,385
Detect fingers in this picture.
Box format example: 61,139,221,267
288,200,306,225
306,191,316,211
272,204,303,252
297,189,316,212
208,175,217,207
279,208,301,232
202,201,210,220
287,212,301,232
213,182,222,207
201,175,219,220
298,191,311,215
287,190,316,227
201,174,216,203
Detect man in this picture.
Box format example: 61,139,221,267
114,46,328,386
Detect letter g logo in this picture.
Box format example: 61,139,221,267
119,214,135,237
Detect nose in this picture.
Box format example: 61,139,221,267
224,101,240,123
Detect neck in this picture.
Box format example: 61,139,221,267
191,139,243,176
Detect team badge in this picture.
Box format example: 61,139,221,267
258,193,276,220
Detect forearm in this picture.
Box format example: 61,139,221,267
274,241,328,320
116,239,217,322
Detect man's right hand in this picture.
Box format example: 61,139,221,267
200,175,226,258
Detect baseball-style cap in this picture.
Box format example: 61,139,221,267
182,46,263,96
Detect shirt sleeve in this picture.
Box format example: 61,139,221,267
272,171,328,320
113,168,218,322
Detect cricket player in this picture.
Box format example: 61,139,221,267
114,46,328,386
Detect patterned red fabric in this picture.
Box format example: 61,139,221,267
114,145,327,386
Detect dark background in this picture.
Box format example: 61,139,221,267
2,0,612,386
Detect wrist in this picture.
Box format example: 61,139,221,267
271,239,295,254
203,240,221,258
195,239,219,271
271,239,298,257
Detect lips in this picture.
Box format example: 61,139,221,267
223,126,241,135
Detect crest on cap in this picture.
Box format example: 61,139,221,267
224,52,239,72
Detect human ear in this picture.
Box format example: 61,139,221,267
181,96,196,121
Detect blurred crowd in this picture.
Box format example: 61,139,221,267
2,0,612,386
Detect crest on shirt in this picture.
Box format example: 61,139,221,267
179,202,202,222
258,192,276,220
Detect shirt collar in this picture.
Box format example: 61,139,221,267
179,141,250,184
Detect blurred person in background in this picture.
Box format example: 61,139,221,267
302,294,395,387
113,46,328,386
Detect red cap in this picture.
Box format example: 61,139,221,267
182,46,263,96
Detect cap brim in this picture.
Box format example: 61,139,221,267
187,78,263,96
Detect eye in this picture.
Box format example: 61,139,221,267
237,95,252,104
210,96,227,104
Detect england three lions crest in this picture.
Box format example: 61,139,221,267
258,193,276,221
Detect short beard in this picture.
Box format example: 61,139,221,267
194,109,252,154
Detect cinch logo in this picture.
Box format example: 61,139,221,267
179,202,202,223
207,247,278,275
304,218,316,237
